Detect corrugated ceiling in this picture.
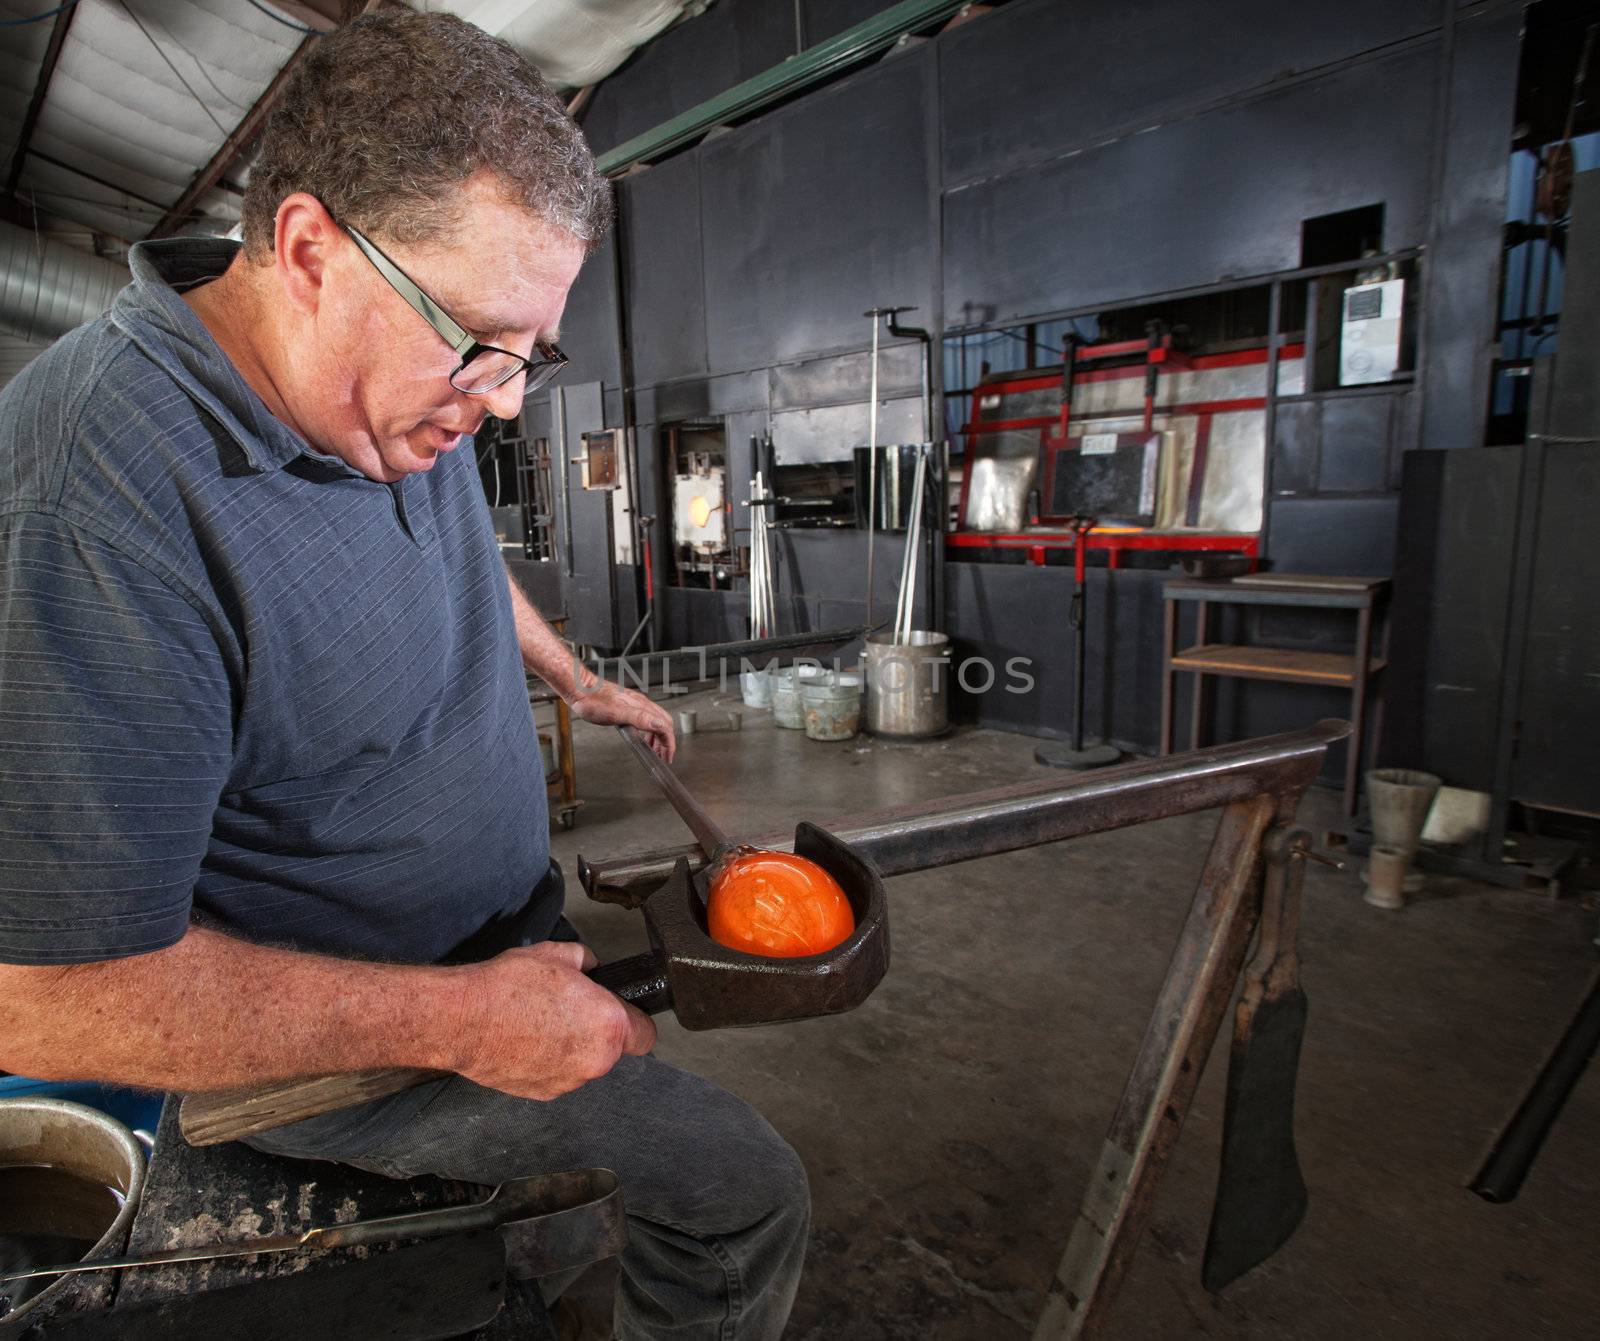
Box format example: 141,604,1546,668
0,0,698,248
3,0,302,240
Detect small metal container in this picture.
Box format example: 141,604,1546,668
772,665,824,730
864,632,950,738
0,1098,146,1334
740,667,774,709
800,673,862,742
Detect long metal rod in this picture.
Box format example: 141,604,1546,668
595,0,974,175
616,727,730,858
1471,964,1600,1203
582,720,1350,904
555,387,575,578
866,312,881,627
897,446,927,642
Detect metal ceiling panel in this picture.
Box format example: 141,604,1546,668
13,0,300,236
0,0,61,179
9,150,161,239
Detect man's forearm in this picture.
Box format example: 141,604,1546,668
0,925,471,1093
504,560,594,700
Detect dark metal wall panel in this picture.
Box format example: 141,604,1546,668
1513,444,1600,812
556,231,624,393
939,0,1446,186
774,528,911,625
556,382,621,649
942,45,1438,327
1548,170,1600,440
1266,496,1400,577
1417,3,1520,451
621,153,708,386
769,343,923,410
770,397,922,465
700,50,936,373
1317,393,1397,493
1410,447,1519,787
800,0,888,48
579,6,741,156
632,370,771,427
1272,401,1321,495
1376,447,1441,767
732,0,800,78
665,587,748,649
944,563,1167,751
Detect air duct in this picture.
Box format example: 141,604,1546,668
0,222,129,345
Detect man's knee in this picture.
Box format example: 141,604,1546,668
747,1127,810,1236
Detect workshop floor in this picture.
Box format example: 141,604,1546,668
550,693,1600,1340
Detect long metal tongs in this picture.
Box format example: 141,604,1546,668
0,1169,624,1289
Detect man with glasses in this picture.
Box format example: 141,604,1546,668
0,12,808,1339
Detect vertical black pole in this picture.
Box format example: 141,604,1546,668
1071,524,1089,753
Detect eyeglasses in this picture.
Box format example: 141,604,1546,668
344,224,569,396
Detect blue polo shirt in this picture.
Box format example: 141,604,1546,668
0,238,552,966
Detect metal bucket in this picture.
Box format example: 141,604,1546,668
772,664,824,730
864,632,950,738
0,1098,146,1334
740,667,774,709
801,673,862,742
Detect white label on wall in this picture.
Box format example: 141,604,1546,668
1080,433,1118,456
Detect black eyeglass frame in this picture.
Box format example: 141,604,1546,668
344,224,569,396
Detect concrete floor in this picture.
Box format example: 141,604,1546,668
549,692,1600,1339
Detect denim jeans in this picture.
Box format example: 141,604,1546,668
242,885,810,1339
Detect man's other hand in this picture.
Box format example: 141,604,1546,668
456,941,656,1100
569,680,676,762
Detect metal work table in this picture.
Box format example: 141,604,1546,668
1159,573,1389,815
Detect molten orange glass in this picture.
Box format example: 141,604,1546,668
707,849,856,958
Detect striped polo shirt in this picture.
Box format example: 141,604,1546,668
0,238,552,966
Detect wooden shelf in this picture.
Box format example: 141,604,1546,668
1171,643,1388,686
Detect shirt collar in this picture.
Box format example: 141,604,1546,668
109,238,356,476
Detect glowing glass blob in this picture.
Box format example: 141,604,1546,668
706,850,856,958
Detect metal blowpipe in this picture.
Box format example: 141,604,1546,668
616,726,731,859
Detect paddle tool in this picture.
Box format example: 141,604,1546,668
1202,825,1323,1292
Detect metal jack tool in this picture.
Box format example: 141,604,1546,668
178,736,890,1147
609,726,890,1029
582,720,1350,1338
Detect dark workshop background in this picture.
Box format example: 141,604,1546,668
527,0,1525,777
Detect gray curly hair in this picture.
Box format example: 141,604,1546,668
241,10,612,258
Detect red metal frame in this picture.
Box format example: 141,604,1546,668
950,337,1302,553
958,342,1306,440
945,528,1259,570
